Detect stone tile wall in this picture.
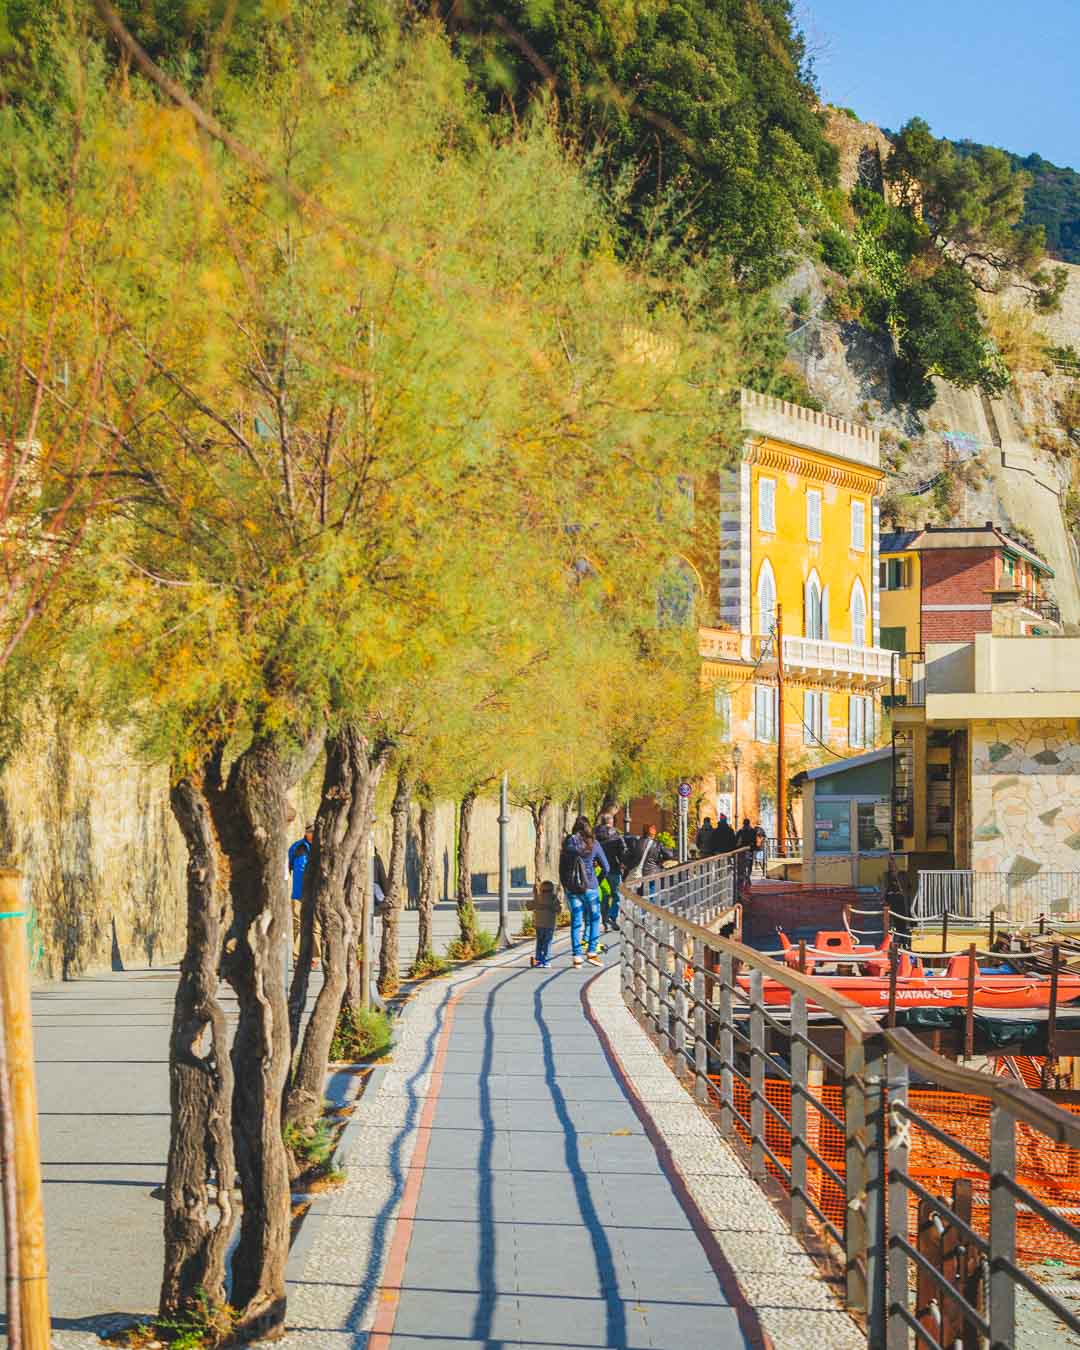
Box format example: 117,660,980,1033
970,718,1080,878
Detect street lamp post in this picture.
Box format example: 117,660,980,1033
496,772,510,949
732,744,742,821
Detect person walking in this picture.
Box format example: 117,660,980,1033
735,816,757,886
624,822,675,899
526,880,561,968
695,817,715,857
713,813,737,854
288,823,314,958
595,813,626,932
559,816,610,968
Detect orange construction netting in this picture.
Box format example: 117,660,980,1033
719,1077,1080,1264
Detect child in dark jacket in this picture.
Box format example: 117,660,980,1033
526,881,561,968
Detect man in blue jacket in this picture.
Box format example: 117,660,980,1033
288,823,314,958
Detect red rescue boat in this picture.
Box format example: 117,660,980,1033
747,939,1080,1011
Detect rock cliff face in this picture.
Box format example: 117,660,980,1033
783,117,1080,627
1,718,186,979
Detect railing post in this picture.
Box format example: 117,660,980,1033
864,1036,887,1346
673,930,687,1066
645,911,659,1034
790,991,808,1236
844,1032,870,1313
750,968,766,1182
886,1051,910,1350
989,1106,1016,1348
657,917,671,1047
693,937,707,1104
718,952,734,1135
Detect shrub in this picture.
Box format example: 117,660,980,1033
329,1006,392,1062
407,949,450,979
520,909,535,936
283,1119,335,1170
818,226,856,276
157,1290,237,1350
446,928,498,961
656,830,676,850
981,297,1050,375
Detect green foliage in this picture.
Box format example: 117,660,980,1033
407,950,450,979
818,226,856,276
283,1119,335,1170
952,141,1080,266
448,0,838,290
446,928,497,961
656,830,676,850
329,1006,392,1063
886,117,1065,312
892,262,1008,402
156,1289,237,1350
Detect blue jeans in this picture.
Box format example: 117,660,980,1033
602,874,621,927
534,926,554,965
567,889,601,957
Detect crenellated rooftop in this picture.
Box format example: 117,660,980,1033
739,388,880,471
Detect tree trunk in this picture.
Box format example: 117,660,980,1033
377,764,412,996
456,789,478,944
160,768,236,1317
285,727,390,1128
342,753,391,1016
415,794,436,961
210,738,292,1340
530,797,552,887
599,782,620,815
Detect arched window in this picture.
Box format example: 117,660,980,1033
757,558,776,635
804,570,823,640
851,578,867,647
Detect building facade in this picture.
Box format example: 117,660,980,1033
699,392,893,836
879,522,1060,656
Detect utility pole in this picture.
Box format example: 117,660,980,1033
496,772,510,949
776,604,786,852
0,869,49,1350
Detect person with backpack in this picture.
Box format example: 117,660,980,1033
735,817,757,886
695,817,715,857
288,822,314,959
594,813,626,932
623,822,675,898
559,816,611,968
712,813,738,854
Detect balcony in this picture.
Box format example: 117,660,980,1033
750,633,896,686
699,627,744,662
990,587,1061,628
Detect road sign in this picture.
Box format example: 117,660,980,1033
678,780,692,799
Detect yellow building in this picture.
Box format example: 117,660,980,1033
700,391,892,838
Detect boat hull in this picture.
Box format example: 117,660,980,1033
740,975,1080,1010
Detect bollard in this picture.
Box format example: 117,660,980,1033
0,869,50,1350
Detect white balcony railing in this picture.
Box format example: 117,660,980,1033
751,634,895,684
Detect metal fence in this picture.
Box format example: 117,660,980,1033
634,851,744,926
619,866,1080,1347
913,869,1080,925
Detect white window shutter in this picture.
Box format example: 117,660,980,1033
849,696,858,747
804,691,814,744
822,586,830,640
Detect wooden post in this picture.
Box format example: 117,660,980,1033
989,909,996,950
964,942,977,1061
0,869,49,1349
776,604,786,852
798,939,807,975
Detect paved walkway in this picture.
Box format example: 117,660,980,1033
287,939,863,1350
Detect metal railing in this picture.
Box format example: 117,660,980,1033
991,589,1062,625
885,651,926,710
913,869,1080,924
619,863,1080,1347
637,851,744,927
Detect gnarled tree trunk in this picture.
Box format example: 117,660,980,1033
285,726,390,1128
415,793,436,962
210,738,293,1340
377,764,412,995
160,766,236,1317
456,788,479,944
529,797,552,888
341,747,391,1016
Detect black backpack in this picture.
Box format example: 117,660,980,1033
559,840,592,893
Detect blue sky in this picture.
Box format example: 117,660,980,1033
802,0,1079,170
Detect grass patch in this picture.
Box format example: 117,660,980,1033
407,948,450,978
330,1005,393,1062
